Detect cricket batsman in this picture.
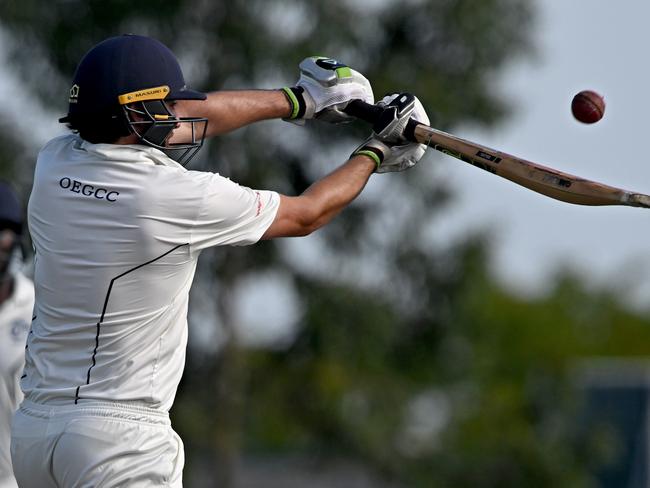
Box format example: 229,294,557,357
10,34,429,486
0,181,33,488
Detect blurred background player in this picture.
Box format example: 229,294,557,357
0,181,33,488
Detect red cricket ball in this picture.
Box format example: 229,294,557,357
571,90,605,124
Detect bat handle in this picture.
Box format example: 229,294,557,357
343,99,383,123
343,99,420,143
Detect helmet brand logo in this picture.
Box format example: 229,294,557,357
69,84,80,104
118,85,170,105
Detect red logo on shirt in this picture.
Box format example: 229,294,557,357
255,192,262,216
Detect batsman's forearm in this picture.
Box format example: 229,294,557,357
302,155,376,230
262,155,375,239
179,89,291,137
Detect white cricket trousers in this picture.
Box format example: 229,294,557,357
10,400,184,487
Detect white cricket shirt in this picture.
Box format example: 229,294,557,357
0,271,33,482
23,134,279,411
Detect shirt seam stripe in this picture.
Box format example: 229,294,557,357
74,242,189,404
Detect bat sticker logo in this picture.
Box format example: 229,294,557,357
542,175,572,188
434,145,462,160
466,157,497,174
476,151,501,164
434,145,498,175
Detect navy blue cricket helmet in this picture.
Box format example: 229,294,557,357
60,34,208,165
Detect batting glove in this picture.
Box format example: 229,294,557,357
282,56,374,124
352,93,430,173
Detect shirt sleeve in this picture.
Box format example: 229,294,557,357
189,172,280,251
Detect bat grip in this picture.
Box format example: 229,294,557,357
343,99,419,143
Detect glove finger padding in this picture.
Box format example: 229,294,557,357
311,68,374,123
375,93,430,143
374,93,416,143
351,92,430,173
283,57,374,125
375,142,427,174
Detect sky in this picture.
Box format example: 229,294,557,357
431,0,650,309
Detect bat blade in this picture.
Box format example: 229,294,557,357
412,124,650,208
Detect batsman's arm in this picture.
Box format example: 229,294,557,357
173,90,292,140
261,155,376,239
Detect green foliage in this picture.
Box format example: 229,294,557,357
0,129,19,181
240,262,650,487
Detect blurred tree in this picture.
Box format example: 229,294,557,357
12,2,649,488
0,129,21,180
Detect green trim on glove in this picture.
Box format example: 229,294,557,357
355,149,382,168
351,138,392,171
335,66,352,78
281,87,301,120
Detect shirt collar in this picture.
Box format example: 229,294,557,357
76,135,184,169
